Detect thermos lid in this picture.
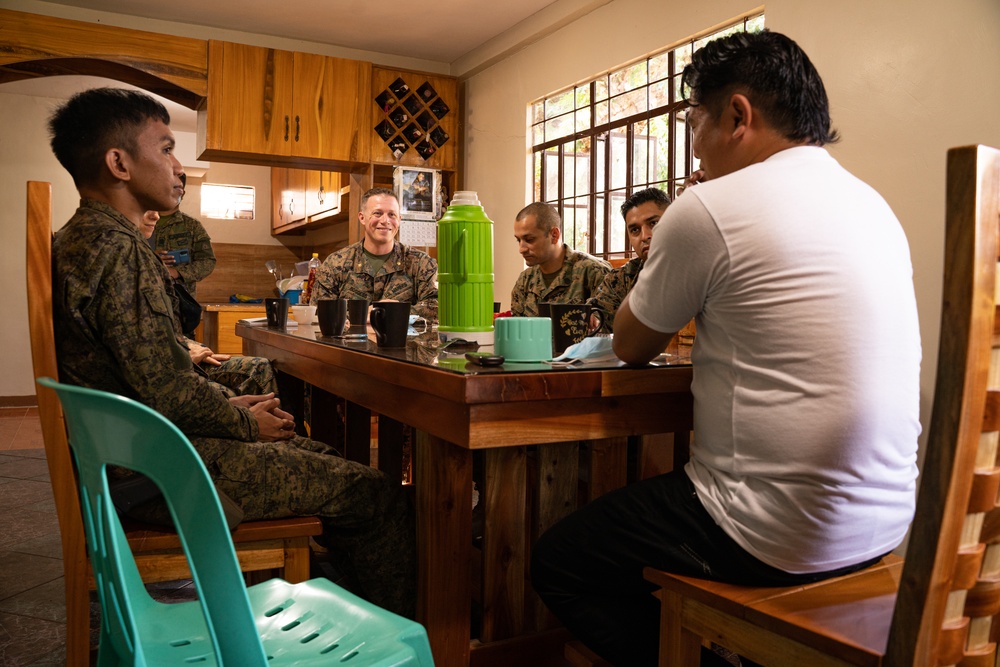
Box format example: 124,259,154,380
450,191,480,206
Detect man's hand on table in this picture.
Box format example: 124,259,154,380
231,393,296,441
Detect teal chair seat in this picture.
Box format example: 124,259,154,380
38,377,433,666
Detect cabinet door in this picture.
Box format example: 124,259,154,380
202,41,295,159
370,67,459,170
292,53,372,163
305,171,343,220
271,167,307,233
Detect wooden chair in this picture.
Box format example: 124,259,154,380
26,181,324,664
643,144,1000,666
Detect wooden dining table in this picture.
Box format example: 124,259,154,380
238,321,693,667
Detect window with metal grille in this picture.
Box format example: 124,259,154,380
529,11,764,260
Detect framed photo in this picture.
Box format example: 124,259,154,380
394,167,440,221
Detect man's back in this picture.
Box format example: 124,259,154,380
631,145,921,572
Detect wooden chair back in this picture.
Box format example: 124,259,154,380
888,143,1000,663
643,145,1000,666
25,182,323,664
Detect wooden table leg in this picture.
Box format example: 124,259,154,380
344,400,371,465
416,430,472,667
585,436,629,500
309,387,342,447
529,442,580,632
378,415,405,485
481,447,526,642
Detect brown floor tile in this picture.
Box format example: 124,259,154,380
0,610,66,666
0,552,63,603
0,457,50,480
8,534,64,560
0,509,60,552
0,409,28,420
0,479,55,511
0,578,67,624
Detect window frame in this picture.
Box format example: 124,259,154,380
529,11,764,260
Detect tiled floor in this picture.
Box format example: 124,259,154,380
0,407,201,666
0,406,67,666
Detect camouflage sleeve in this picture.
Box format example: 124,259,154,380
583,261,611,301
174,216,216,287
411,253,438,321
311,253,344,304
91,238,258,441
588,268,630,331
510,270,530,317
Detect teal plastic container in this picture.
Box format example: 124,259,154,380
437,191,494,339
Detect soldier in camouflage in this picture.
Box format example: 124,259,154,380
587,188,671,331
148,174,216,299
510,202,610,317
48,88,414,617
312,187,438,322
139,210,279,399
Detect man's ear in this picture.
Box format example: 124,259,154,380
105,148,130,182
550,226,561,244
729,94,753,140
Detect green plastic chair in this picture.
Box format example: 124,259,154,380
37,377,434,666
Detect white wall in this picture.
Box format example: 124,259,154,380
463,0,1000,470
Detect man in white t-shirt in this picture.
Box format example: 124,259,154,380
531,30,921,667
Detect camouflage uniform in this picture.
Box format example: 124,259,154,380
311,241,438,321
53,200,414,617
587,257,644,332
150,210,216,297
510,245,611,317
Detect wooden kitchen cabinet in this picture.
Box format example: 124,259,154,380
371,67,459,170
200,41,372,168
271,168,346,235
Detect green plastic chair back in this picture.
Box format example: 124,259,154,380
38,377,435,666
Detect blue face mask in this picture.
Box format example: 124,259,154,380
551,335,616,363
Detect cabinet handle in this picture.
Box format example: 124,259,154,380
284,115,289,142
289,199,295,215
295,115,300,142
318,185,325,205
278,204,286,221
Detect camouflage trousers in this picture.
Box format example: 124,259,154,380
194,434,415,618
204,355,278,397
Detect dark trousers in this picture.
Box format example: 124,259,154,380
530,470,883,666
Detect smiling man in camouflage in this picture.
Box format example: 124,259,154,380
311,187,438,321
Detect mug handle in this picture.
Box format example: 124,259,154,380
369,306,385,342
587,307,605,336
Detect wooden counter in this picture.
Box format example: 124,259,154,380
199,304,266,354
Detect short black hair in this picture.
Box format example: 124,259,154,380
621,188,671,221
516,202,562,233
681,30,838,146
48,87,171,188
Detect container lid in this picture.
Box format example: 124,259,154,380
450,191,480,206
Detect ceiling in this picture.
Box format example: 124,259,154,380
30,0,564,64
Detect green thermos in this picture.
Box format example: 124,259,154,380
437,191,495,345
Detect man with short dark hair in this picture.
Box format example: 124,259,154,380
587,187,671,331
311,187,438,321
532,31,921,666
510,201,609,317
49,88,415,617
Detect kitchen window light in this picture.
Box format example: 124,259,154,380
200,183,255,220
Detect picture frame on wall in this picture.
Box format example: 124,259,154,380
394,166,440,220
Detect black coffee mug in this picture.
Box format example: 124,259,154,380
369,301,411,347
346,299,370,337
264,297,289,329
317,299,348,337
542,302,604,356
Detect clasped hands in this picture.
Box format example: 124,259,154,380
229,393,296,441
